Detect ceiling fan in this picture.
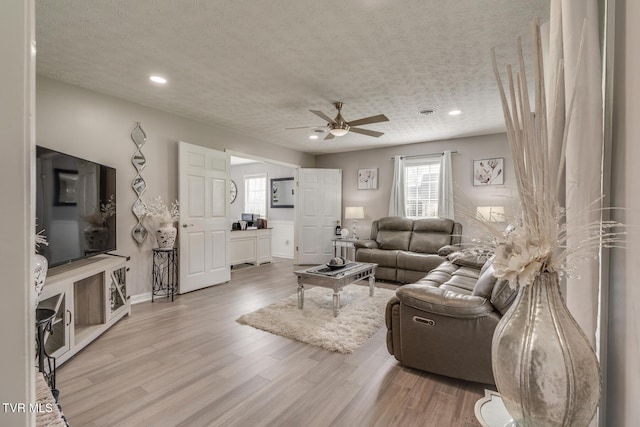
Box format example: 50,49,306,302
288,102,389,140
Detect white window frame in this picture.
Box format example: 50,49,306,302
243,173,267,217
404,157,440,219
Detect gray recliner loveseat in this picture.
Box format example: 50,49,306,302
354,216,462,284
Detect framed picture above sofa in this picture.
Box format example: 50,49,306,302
473,157,504,186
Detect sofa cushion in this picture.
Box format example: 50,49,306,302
396,284,494,318
408,218,456,253
397,251,444,273
375,217,413,250
491,280,518,315
448,251,491,269
472,263,499,299
355,248,399,268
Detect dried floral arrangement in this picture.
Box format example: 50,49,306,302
84,194,116,227
465,21,624,288
143,196,180,229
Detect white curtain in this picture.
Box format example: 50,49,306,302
388,156,406,217
547,1,603,347
438,150,455,219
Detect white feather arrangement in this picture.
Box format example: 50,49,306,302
475,19,625,288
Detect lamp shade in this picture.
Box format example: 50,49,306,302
345,206,365,219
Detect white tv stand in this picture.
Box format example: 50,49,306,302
37,254,130,366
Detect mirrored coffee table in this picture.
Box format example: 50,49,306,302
294,262,377,317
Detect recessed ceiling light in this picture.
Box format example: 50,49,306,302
149,75,167,84
417,108,436,116
448,110,462,116
309,135,319,140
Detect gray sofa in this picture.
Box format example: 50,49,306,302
385,254,517,384
354,217,462,284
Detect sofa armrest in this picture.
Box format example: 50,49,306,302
396,283,494,319
437,244,460,257
353,239,379,249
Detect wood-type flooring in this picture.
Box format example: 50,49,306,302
57,258,490,426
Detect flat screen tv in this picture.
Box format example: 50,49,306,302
36,146,117,267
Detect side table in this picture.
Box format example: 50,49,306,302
474,389,514,427
152,247,178,302
331,237,359,261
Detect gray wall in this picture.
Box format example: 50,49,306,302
1,0,36,425
315,133,515,242
36,76,314,298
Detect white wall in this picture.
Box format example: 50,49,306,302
607,0,640,424
36,77,315,297
315,133,515,242
0,1,36,425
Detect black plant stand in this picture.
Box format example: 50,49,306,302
152,247,178,301
35,308,57,395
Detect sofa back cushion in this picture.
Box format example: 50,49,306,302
375,217,413,250
408,218,455,253
472,263,499,299
491,280,518,315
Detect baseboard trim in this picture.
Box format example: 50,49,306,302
130,292,152,305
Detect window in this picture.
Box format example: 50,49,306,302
244,174,267,217
404,158,440,218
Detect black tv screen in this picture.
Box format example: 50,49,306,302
36,146,117,267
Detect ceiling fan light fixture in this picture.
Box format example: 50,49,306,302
329,124,350,137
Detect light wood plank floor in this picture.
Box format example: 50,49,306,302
57,258,491,426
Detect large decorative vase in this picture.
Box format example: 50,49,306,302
34,253,48,308
492,272,601,426
156,225,177,248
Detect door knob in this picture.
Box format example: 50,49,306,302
182,224,194,228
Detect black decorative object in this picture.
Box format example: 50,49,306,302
152,247,178,302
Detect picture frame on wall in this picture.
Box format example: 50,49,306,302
357,168,378,190
473,158,504,186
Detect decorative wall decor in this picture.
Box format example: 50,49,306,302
357,168,378,190
473,157,504,185
271,177,295,208
130,122,148,245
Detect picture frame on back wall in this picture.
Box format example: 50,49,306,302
473,158,504,186
358,168,378,190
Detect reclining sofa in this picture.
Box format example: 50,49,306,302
354,217,462,284
385,254,517,384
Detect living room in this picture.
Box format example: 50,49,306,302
3,1,639,426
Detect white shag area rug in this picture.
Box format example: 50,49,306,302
237,284,396,354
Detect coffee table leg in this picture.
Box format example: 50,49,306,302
332,292,340,317
297,284,304,309
369,275,375,296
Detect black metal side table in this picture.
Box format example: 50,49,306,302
35,308,57,391
152,247,178,302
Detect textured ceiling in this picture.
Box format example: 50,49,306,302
35,0,549,155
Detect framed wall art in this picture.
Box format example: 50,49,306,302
270,177,295,208
357,168,378,190
473,158,504,186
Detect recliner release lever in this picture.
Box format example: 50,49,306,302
412,316,436,326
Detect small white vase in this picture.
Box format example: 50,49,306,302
34,253,48,308
492,271,601,426
156,225,177,248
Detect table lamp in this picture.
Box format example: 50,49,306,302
345,206,365,239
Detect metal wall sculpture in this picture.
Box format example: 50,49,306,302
131,122,148,245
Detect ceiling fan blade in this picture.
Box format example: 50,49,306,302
350,127,384,138
309,110,336,124
347,114,389,127
324,133,336,140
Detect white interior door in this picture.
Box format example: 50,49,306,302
295,168,342,265
179,141,230,293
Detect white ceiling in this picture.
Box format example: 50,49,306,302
35,0,549,155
